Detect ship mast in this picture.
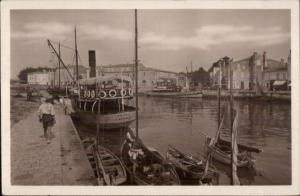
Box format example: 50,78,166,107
218,60,222,139
134,9,139,139
229,58,240,185
47,39,75,81
58,42,61,89
75,26,79,81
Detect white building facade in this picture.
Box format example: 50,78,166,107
27,71,52,86
88,64,183,92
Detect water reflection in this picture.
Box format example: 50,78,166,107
74,96,291,185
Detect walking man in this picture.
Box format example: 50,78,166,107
38,97,56,144
26,85,32,101
63,96,75,115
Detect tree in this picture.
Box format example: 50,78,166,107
190,67,210,87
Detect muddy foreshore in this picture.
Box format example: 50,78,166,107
10,90,40,126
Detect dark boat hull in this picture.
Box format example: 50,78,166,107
77,110,136,129
120,130,180,185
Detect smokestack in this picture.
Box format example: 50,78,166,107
263,51,267,67
280,58,285,66
89,50,96,78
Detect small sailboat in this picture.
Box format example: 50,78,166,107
206,129,258,167
206,59,262,169
121,129,180,185
120,9,180,185
166,145,217,183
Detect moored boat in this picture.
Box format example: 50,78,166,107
147,74,202,98
120,129,181,185
86,139,127,185
206,137,259,168
166,145,217,183
72,76,136,129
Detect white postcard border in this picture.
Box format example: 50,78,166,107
1,0,299,195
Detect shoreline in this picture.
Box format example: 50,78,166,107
10,94,40,126
201,90,291,102
137,90,291,102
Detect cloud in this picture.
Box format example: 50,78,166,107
78,24,132,41
140,25,290,51
12,22,73,40
12,22,132,42
12,22,290,51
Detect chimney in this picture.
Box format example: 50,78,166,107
263,51,267,67
89,50,96,78
280,58,285,66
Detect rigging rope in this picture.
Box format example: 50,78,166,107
50,40,76,51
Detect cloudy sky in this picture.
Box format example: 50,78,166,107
11,9,290,79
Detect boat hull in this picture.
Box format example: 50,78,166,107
77,110,136,129
85,140,127,185
120,130,181,185
166,151,204,179
207,145,253,168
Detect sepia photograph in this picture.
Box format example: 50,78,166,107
1,0,300,195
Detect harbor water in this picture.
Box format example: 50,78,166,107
74,96,291,185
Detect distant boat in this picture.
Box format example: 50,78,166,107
72,76,136,129
146,76,202,98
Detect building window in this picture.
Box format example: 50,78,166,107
276,73,280,80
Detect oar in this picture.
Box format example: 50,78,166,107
95,145,111,185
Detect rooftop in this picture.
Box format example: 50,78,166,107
97,63,178,74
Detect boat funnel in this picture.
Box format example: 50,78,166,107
89,50,96,78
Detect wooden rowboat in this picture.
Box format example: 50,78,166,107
120,130,180,185
166,145,217,183
86,140,127,185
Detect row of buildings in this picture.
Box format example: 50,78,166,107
209,50,291,91
27,63,187,92
27,50,291,92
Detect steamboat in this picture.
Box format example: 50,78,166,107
47,29,136,130
73,75,136,129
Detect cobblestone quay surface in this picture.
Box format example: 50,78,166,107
11,103,96,185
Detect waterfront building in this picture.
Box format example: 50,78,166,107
208,61,221,89
208,51,290,92
231,52,264,91
52,65,88,87
262,56,290,91
208,57,230,89
89,63,185,92
27,70,52,86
